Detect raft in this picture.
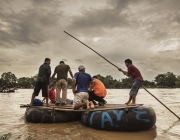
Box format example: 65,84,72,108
23,104,141,123
81,105,156,131
23,104,156,131
25,107,81,123
7,90,15,92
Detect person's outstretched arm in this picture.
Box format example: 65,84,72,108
50,72,56,83
118,68,129,76
68,69,73,79
89,81,95,92
71,79,76,94
51,72,56,79
51,67,57,81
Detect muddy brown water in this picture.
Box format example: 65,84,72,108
0,89,180,140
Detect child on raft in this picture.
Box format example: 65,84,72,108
43,84,56,104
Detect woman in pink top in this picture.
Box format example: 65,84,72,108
118,59,143,106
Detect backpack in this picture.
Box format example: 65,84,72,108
33,98,44,106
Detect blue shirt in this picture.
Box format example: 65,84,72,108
73,72,93,93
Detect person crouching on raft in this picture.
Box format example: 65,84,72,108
88,75,107,106
72,65,94,110
118,59,143,106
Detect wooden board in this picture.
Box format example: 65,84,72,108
20,104,143,112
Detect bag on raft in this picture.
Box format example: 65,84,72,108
33,98,44,106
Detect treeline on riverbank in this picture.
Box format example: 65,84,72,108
0,72,180,89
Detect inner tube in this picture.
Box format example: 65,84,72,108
81,106,156,131
25,108,81,123
7,90,15,92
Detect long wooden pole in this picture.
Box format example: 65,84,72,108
64,31,180,120
64,31,119,69
142,85,180,120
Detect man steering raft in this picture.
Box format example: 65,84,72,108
29,58,51,107
118,59,143,106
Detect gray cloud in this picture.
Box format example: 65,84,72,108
0,0,62,48
75,59,83,63
68,0,137,35
62,59,67,62
0,0,180,80
136,0,180,41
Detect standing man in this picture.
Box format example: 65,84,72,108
51,61,73,106
118,59,143,106
88,76,107,106
72,65,94,110
29,58,51,107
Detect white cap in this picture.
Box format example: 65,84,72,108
78,65,85,70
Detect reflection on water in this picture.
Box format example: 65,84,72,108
0,89,180,140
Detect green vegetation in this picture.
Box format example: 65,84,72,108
154,72,177,88
0,71,180,89
0,72,37,89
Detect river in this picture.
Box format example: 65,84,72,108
0,89,180,140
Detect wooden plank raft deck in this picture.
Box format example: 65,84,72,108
20,104,143,112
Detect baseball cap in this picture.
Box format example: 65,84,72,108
78,65,85,70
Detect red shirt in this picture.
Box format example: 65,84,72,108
127,64,143,82
48,89,55,102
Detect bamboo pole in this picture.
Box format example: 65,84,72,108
64,31,180,120
142,85,180,120
64,31,119,69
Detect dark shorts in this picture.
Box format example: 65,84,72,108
33,81,48,97
88,91,105,103
130,80,143,95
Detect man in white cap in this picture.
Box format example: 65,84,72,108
72,65,94,110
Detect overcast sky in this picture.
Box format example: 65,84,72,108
0,0,180,81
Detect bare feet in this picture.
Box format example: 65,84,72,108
86,101,90,110
46,103,50,107
29,103,33,107
128,103,136,106
125,102,130,105
89,101,95,109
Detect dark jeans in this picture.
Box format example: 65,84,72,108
88,91,105,103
